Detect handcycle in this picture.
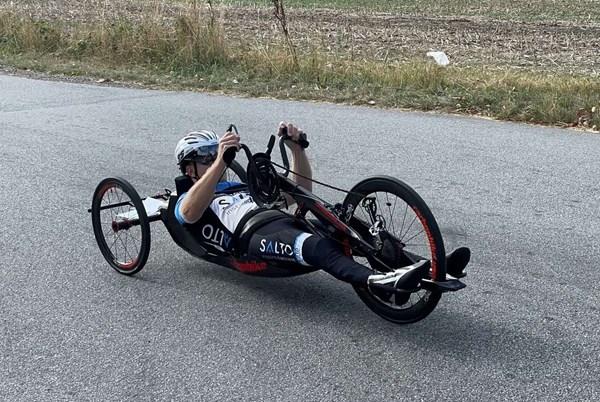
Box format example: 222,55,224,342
89,126,467,324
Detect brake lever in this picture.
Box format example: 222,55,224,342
266,135,276,156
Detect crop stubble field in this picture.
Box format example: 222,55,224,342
1,0,600,127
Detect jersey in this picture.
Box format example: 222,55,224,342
174,181,259,254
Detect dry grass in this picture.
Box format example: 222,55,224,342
1,0,599,129
0,3,228,68
220,0,600,23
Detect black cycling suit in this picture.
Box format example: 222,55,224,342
246,219,372,284
175,182,373,284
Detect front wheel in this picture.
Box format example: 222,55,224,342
224,160,247,184
343,176,445,324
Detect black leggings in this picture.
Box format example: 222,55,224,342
246,219,373,284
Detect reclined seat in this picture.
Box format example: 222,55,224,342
160,176,208,259
161,175,290,258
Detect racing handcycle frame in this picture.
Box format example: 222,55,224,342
90,131,467,324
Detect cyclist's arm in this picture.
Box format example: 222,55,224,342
280,122,312,206
290,146,312,192
178,133,239,223
178,159,227,223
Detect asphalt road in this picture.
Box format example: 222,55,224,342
1,75,599,401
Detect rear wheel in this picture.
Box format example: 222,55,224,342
343,176,445,324
91,177,150,275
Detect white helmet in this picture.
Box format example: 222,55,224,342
174,130,219,165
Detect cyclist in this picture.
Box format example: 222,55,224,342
173,122,470,297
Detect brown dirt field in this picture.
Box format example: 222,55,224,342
2,0,600,75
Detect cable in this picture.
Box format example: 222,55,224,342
269,160,364,196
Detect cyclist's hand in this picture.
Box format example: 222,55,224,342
217,130,240,164
277,121,307,151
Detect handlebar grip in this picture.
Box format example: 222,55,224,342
223,123,239,165
297,132,309,149
223,147,237,165
280,127,309,149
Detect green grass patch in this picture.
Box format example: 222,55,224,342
1,8,599,129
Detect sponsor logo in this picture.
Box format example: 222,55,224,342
259,239,294,256
215,193,255,216
201,224,232,249
231,260,267,273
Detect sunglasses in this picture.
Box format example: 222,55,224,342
190,144,218,165
193,153,218,166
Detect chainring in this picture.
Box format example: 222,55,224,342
247,156,280,206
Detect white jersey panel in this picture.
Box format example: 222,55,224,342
209,191,259,233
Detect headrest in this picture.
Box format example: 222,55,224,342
174,175,194,196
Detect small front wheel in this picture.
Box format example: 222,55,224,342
343,176,445,324
91,177,151,275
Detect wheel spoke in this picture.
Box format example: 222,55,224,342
101,212,113,224
374,192,385,226
399,203,409,240
116,187,123,206
403,227,425,244
123,226,129,258
389,194,398,236
130,231,140,252
103,187,111,207
400,214,418,242
111,231,119,261
125,229,140,257
110,229,126,259
403,243,429,249
384,192,396,236
117,232,134,263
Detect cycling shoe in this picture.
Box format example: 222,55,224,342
446,247,471,278
368,260,430,305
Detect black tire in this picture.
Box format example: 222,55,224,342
91,177,151,275
224,160,247,183
343,176,446,324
